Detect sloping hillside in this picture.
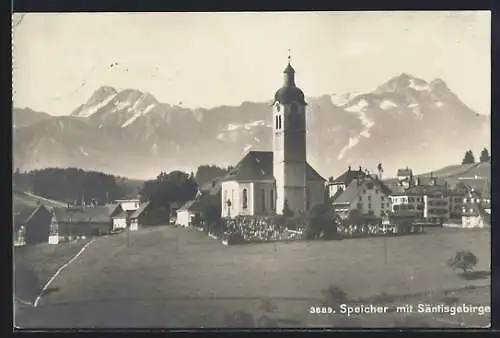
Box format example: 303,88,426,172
418,161,491,180
13,190,65,219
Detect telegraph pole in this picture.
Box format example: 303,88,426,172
127,223,131,247
384,236,388,265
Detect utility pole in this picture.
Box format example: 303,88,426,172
127,222,131,247
384,235,388,265
69,215,72,247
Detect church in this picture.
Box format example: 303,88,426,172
220,58,326,218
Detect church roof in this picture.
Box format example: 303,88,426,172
330,168,367,185
221,151,325,183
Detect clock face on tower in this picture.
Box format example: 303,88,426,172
275,103,281,112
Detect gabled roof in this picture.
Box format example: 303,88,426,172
332,181,360,205
53,206,113,224
333,176,392,205
330,188,345,203
107,203,123,218
405,184,447,196
415,176,447,186
457,178,490,197
221,151,325,183
397,168,413,177
130,202,150,219
113,209,135,219
178,193,218,213
330,168,367,185
13,206,40,231
199,177,223,196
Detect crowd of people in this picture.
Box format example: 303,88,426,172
209,217,306,242
200,216,424,244
336,223,424,237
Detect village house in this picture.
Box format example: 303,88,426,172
13,204,53,246
459,178,490,228
220,59,326,218
48,204,122,244
177,179,221,227
332,173,393,219
112,209,135,231
327,166,367,202
386,171,464,225
129,202,169,231
396,167,414,189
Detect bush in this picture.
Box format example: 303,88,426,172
446,250,478,274
305,204,338,240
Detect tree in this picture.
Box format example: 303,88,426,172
446,250,478,274
305,204,338,240
282,199,294,218
139,170,198,207
461,150,475,165
203,204,221,224
479,148,490,163
346,209,362,226
195,165,232,186
17,168,125,204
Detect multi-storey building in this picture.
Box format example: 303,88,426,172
332,174,392,219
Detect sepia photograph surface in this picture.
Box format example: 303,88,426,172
12,11,491,329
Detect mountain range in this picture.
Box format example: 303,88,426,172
13,73,490,180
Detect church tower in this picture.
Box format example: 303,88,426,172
272,54,307,215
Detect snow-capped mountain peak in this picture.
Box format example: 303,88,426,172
71,86,118,118
14,74,489,180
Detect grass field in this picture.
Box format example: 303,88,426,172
14,239,90,304
15,226,490,328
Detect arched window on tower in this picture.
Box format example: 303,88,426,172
278,116,282,129
275,115,279,130
242,188,248,209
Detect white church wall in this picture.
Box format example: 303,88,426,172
221,181,254,218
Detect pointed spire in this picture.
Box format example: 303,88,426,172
283,49,295,75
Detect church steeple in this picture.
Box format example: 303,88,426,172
283,50,296,87
274,50,306,106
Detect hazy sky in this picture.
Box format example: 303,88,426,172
12,11,491,115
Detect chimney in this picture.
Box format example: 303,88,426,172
348,165,351,173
